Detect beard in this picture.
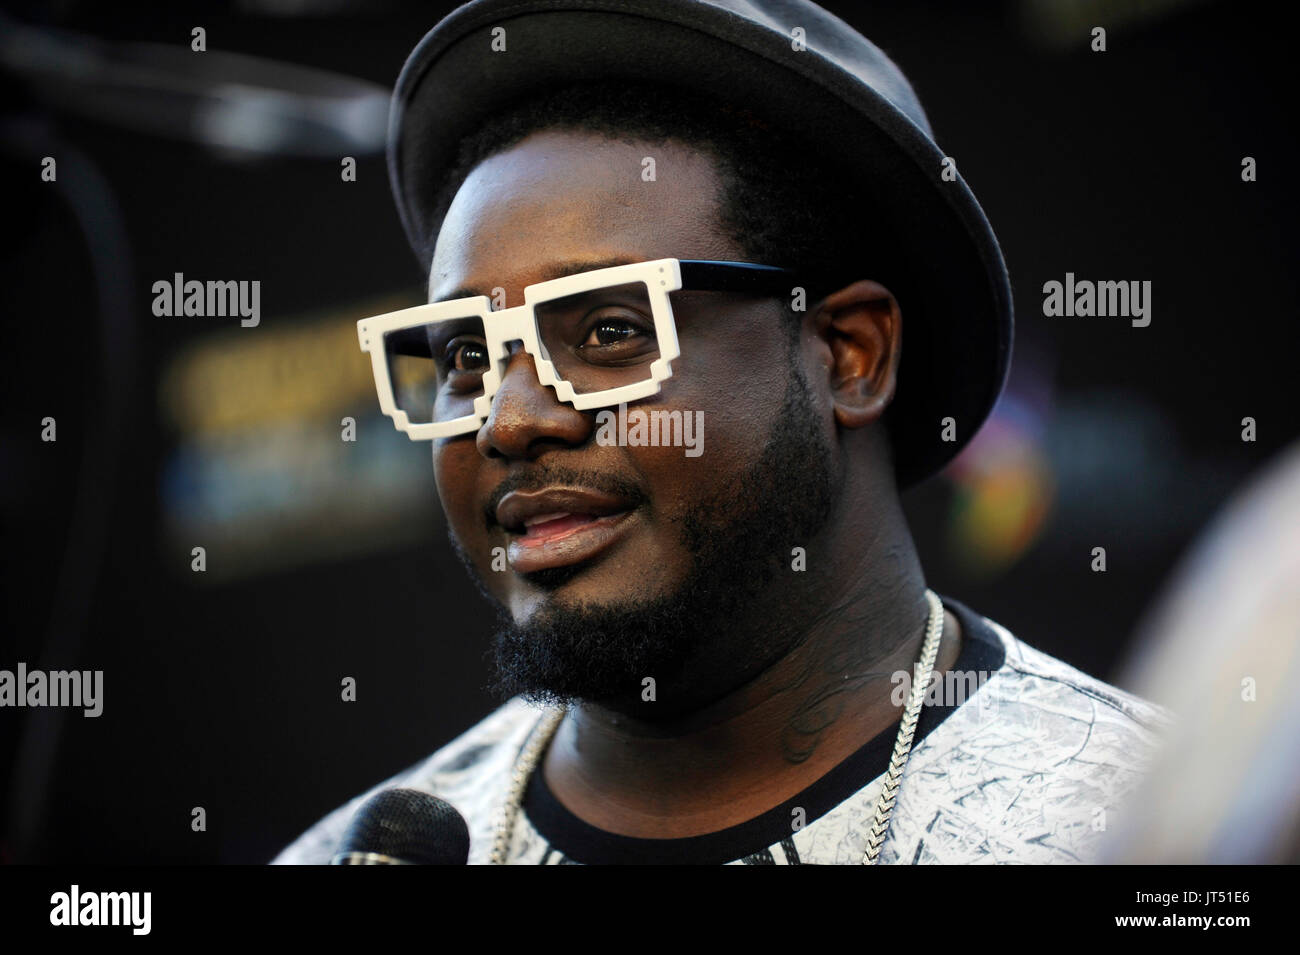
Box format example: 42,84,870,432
452,365,840,709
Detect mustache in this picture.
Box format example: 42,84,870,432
482,465,650,531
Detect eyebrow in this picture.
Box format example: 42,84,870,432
430,255,642,304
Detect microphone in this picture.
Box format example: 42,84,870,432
330,788,470,865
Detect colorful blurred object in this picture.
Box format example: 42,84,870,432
947,418,1055,576
943,349,1056,577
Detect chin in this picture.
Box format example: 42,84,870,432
508,581,651,631
513,556,673,608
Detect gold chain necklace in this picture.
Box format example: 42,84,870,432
489,589,945,865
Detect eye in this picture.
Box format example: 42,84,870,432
587,319,639,346
443,336,489,373
578,313,653,352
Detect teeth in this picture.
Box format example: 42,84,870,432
523,511,572,529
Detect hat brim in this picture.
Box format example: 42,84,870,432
388,0,1013,488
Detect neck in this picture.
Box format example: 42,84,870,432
541,476,961,838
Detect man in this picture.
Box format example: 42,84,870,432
275,0,1169,865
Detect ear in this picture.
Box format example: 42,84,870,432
812,279,901,429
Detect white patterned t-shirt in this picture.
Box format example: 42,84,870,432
272,597,1171,865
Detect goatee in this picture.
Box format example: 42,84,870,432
457,367,839,708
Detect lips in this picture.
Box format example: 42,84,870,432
495,488,637,575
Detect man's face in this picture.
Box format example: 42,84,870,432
429,129,839,710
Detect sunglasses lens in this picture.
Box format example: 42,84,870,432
533,282,661,395
383,315,488,425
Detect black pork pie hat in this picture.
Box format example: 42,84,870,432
387,0,1014,488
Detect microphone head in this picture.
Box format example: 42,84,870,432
334,788,470,865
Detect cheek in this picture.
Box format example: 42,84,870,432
433,439,484,548
639,331,791,514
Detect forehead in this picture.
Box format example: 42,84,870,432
428,128,738,300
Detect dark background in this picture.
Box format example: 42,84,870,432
1,0,1294,863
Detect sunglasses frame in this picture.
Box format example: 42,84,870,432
357,258,797,439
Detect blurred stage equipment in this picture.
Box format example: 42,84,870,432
0,11,389,159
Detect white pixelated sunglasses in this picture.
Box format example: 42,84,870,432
357,257,796,439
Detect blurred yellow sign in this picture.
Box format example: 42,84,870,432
159,294,416,436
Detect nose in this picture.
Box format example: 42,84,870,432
476,342,591,461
